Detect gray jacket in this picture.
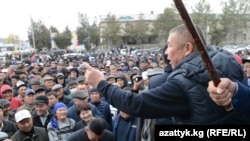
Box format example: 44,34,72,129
47,118,75,141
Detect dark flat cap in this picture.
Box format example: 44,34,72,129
35,87,45,93
147,68,164,78
77,76,85,83
52,84,63,91
30,80,40,85
0,99,10,108
35,95,49,105
73,90,89,100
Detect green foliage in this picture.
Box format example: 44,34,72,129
220,0,249,44
76,14,89,46
5,34,20,44
190,0,214,45
122,22,136,44
28,19,50,51
191,0,211,32
88,22,100,49
122,14,149,45
133,13,149,46
209,26,224,45
54,26,72,49
153,7,181,43
50,26,59,34
101,13,121,48
76,13,100,51
187,0,250,45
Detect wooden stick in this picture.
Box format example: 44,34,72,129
173,0,233,111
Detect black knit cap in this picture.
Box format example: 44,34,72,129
88,87,99,94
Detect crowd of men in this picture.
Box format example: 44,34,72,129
0,24,249,141
0,34,166,141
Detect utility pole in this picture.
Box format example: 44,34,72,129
30,16,36,52
48,16,55,49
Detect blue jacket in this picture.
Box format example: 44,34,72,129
165,46,247,124
89,101,113,131
148,65,173,124
97,46,248,124
233,81,250,119
113,114,138,141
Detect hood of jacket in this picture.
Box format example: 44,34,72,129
0,84,12,98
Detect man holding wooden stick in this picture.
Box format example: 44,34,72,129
81,24,248,125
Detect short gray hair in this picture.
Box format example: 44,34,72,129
169,24,206,46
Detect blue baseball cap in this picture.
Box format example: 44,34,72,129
25,89,35,95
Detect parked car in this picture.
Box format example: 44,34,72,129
133,49,152,56
47,49,66,57
62,53,85,58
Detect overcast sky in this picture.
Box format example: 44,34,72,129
0,0,223,40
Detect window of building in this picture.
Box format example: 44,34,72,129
243,34,247,41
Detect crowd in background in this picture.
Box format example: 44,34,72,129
0,46,167,141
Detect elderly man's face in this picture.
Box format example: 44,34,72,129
44,80,54,89
35,104,49,116
16,118,33,133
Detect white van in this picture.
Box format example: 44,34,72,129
120,49,127,55
0,56,6,65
